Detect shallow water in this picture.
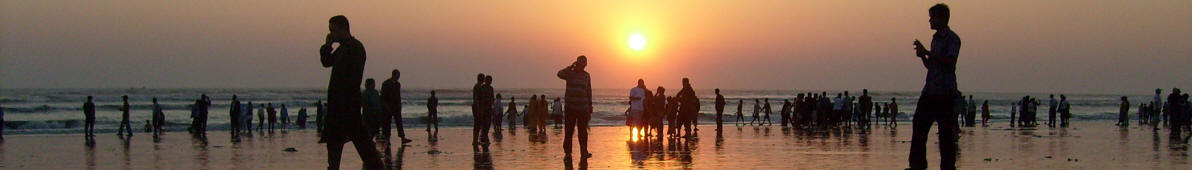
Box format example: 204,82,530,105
0,121,1188,169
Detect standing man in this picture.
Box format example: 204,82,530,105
152,98,165,137
427,90,440,133
909,3,962,170
230,95,241,137
677,78,700,136
381,69,413,143
714,89,726,133
1118,96,1130,127
629,79,648,133
118,95,133,137
557,55,593,158
318,15,382,169
83,96,97,137
315,100,324,133
472,74,487,148
1048,94,1057,127
859,89,873,128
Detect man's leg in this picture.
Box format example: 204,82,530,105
349,128,384,170
382,112,392,139
908,98,935,170
326,140,344,170
578,113,591,156
936,105,959,170
564,112,577,154
395,113,406,139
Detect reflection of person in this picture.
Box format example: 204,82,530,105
908,3,962,170
318,15,382,170
557,55,593,158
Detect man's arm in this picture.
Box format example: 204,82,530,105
320,44,337,68
557,66,573,80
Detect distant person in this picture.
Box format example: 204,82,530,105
153,98,165,137
198,94,211,135
297,107,308,129
257,104,265,131
966,96,976,127
245,101,254,132
318,15,383,169
735,99,744,126
651,87,667,137
315,100,324,133
781,99,792,127
84,96,97,137
629,79,648,133
751,99,761,125
1010,100,1017,127
557,55,593,158
908,3,961,170
363,78,383,138
1048,94,1057,127
119,95,133,136
267,103,277,131
427,90,440,132
472,74,486,147
715,89,726,132
552,97,564,128
230,95,241,137
762,98,773,126
381,69,411,143
493,93,505,131
1118,96,1130,127
981,100,990,126
506,97,518,128
677,78,700,137
888,99,899,127
281,104,290,128
1059,95,1071,127
859,90,873,128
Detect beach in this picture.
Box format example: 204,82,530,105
1,121,1189,169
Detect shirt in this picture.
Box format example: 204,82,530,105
557,67,592,113
921,27,962,96
630,87,647,111
320,36,366,113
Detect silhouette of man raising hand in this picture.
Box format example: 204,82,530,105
319,15,382,170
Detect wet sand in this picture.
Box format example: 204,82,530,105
1,121,1189,169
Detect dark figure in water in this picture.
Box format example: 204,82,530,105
245,101,254,132
267,103,277,131
427,90,440,132
381,69,408,143
230,95,241,137
909,3,962,170
297,107,308,129
473,75,496,151
652,87,667,139
363,79,383,138
118,95,133,136
316,100,324,133
1118,96,1130,127
677,78,700,137
198,94,211,135
506,97,518,128
714,88,726,133
750,99,761,126
557,55,593,158
84,96,97,137
981,100,990,126
318,15,382,170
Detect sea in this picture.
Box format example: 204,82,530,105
0,88,1149,134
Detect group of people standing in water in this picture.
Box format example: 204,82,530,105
625,78,702,141
1131,88,1192,136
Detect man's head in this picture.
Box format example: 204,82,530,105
431,90,437,96
484,75,493,85
928,3,950,30
153,97,158,103
574,55,588,70
1061,95,1067,100
637,79,645,87
392,69,401,79
656,86,665,94
1156,88,1163,94
477,73,486,83
715,88,720,94
233,95,238,100
1050,94,1054,98
87,96,93,101
1173,88,1182,94
123,95,128,101
863,89,868,95
682,78,690,87
1121,96,1128,101
365,78,376,89
328,15,351,41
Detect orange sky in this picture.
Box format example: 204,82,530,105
2,0,1190,94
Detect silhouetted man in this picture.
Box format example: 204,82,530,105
629,79,647,131
315,100,324,133
381,69,411,143
735,99,744,126
715,89,726,132
118,95,133,136
472,74,487,147
859,89,873,128
1048,94,1057,127
909,3,962,170
84,96,96,137
677,78,699,136
153,98,165,137
558,55,593,158
318,15,382,170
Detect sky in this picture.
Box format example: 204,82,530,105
2,0,1189,94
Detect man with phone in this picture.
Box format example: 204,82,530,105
558,55,593,158
318,15,382,170
908,3,962,170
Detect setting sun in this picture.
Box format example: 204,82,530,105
628,33,647,51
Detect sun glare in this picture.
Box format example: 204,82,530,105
628,33,646,51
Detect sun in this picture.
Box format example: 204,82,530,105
628,33,647,51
